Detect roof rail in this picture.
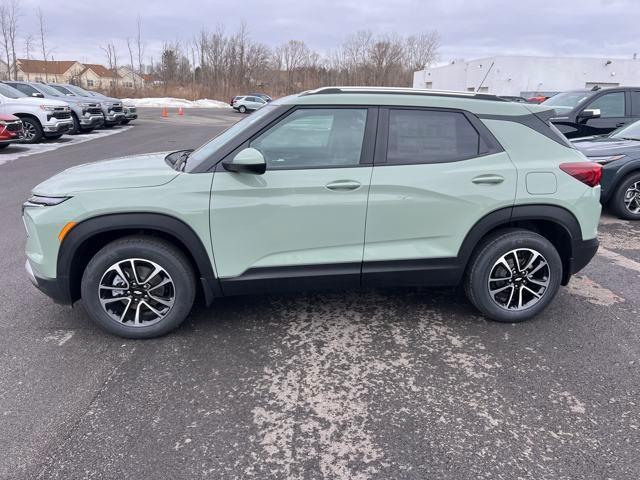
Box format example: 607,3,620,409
300,86,506,101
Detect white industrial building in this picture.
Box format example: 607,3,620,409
413,55,640,97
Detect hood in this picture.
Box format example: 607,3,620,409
5,96,69,108
572,137,640,157
33,152,179,196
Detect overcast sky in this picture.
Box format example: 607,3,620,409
15,0,638,66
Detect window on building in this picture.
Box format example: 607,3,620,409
386,109,484,164
425,82,433,89
586,92,625,118
34,76,43,82
87,79,94,87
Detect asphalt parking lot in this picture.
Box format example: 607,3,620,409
1,107,639,480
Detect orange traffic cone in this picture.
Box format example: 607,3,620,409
161,106,169,118
178,106,184,116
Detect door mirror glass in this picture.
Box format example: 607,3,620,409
222,147,266,174
580,108,601,119
31,92,44,98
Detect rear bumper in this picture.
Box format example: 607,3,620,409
25,260,71,305
564,237,599,284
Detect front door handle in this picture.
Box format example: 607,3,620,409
616,122,625,127
472,174,504,185
325,180,362,191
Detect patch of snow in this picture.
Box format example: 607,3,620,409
0,126,133,166
122,97,231,109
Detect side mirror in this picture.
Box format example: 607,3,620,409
31,92,44,98
222,147,266,175
580,108,601,119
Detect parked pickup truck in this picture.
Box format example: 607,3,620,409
0,82,72,143
49,83,126,127
68,85,136,124
4,81,104,134
0,113,24,149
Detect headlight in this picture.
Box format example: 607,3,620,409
588,154,625,164
76,102,92,107
0,120,6,126
39,105,59,112
23,195,71,208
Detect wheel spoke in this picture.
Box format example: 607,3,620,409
143,265,163,284
505,285,515,309
527,277,549,287
148,277,171,290
522,251,539,272
129,259,142,284
511,251,522,271
523,286,542,298
148,294,173,308
528,260,547,277
490,284,512,295
134,302,142,325
518,286,524,309
119,298,133,322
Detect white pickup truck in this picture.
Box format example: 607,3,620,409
0,82,73,143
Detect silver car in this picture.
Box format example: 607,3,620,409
232,95,267,113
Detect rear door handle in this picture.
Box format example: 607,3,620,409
616,122,625,127
325,180,362,191
472,174,504,185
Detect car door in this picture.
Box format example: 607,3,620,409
578,91,630,136
362,107,517,286
210,106,377,294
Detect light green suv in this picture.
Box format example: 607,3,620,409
24,87,602,338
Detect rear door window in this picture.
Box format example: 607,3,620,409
386,109,484,164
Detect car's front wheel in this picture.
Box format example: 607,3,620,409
20,117,43,144
610,171,640,220
239,105,247,113
464,229,562,323
81,236,196,338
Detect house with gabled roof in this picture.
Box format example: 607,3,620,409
16,59,84,83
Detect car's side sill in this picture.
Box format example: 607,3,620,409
218,259,462,296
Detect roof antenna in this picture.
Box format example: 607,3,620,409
591,85,601,91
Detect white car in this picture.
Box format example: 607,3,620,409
232,95,267,113
0,83,73,143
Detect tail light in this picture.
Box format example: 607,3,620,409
560,162,602,187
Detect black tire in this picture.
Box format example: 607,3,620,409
464,228,562,323
70,113,80,135
46,134,63,140
20,117,43,144
0,144,9,149
81,236,196,338
121,119,130,124
610,171,640,220
239,105,247,113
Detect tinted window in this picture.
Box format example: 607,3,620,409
250,108,367,169
12,83,39,96
586,92,625,118
631,91,640,117
387,109,482,164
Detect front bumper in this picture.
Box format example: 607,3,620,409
104,112,126,124
25,259,71,305
43,120,72,134
79,114,104,128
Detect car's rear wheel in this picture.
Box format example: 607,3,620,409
239,105,247,113
464,229,562,323
610,171,640,220
20,117,43,144
81,236,196,338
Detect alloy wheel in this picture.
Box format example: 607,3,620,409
623,181,640,214
23,122,37,141
487,248,550,311
98,258,175,326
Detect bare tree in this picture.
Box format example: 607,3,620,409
274,40,310,93
404,31,440,72
36,7,49,81
101,42,119,94
0,0,20,80
126,37,137,90
23,33,34,60
135,16,145,76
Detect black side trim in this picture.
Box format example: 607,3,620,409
219,263,361,296
32,273,72,305
362,257,462,287
57,213,221,305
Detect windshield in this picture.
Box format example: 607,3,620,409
187,104,278,171
610,120,640,140
66,85,90,96
542,92,590,111
36,84,63,97
50,85,75,96
0,83,27,99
